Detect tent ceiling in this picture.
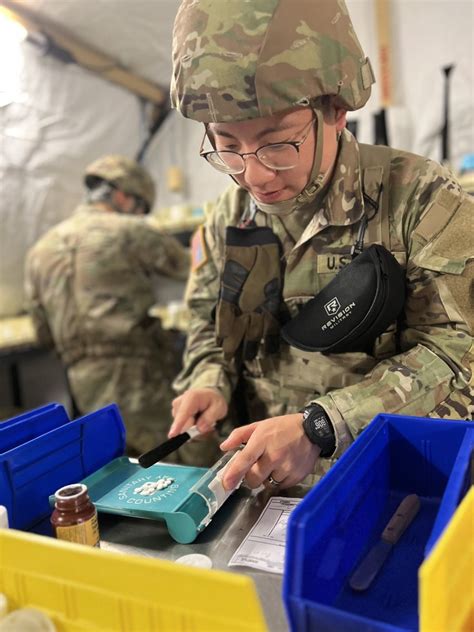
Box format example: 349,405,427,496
8,0,180,88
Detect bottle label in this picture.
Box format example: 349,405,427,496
55,513,100,547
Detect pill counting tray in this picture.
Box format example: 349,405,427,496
50,454,238,544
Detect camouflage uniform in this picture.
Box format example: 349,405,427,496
25,158,190,456
175,135,473,455
172,0,473,464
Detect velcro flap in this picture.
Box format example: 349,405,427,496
413,194,473,274
413,188,461,243
361,57,376,89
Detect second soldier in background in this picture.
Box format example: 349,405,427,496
25,155,190,457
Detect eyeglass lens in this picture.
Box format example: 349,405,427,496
207,144,299,174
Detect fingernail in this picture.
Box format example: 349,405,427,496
223,477,235,491
168,425,176,438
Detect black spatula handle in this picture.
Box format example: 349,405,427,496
138,432,190,468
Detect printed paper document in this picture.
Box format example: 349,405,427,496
228,496,301,574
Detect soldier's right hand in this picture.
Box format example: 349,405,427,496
169,388,228,438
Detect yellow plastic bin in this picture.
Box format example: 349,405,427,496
419,485,474,632
0,529,268,632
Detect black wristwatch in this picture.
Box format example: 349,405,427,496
300,404,336,457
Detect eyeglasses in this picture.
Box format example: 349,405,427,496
199,118,315,175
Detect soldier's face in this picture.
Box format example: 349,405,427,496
208,106,345,204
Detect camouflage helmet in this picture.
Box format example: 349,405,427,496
171,0,375,123
84,155,155,209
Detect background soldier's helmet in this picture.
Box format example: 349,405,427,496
171,0,375,123
84,155,155,210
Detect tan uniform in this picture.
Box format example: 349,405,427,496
25,203,190,455
175,132,473,462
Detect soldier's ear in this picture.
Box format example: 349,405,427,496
335,108,347,132
112,189,125,205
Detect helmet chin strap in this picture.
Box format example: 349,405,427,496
297,107,326,201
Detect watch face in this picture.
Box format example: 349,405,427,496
312,415,330,434
302,405,336,458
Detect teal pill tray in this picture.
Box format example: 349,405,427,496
50,453,238,544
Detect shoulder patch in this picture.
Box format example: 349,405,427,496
191,225,209,272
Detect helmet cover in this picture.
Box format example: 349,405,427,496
171,0,375,123
84,155,155,209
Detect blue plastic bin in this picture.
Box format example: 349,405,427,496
0,402,69,452
0,404,125,533
283,414,474,632
0,403,66,430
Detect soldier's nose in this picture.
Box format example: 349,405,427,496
243,155,276,187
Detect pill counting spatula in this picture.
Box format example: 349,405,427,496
349,494,420,591
138,426,201,468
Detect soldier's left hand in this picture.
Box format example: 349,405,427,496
220,414,321,490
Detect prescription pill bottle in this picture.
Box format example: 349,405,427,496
51,483,100,547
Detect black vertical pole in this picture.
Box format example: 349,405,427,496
373,110,389,146
346,120,359,140
441,65,454,163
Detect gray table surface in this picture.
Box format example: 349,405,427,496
99,482,310,632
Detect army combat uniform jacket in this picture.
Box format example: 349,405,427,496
175,131,473,459
25,203,190,454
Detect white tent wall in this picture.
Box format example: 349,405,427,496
145,111,226,213
0,42,146,317
0,0,473,320
346,0,474,163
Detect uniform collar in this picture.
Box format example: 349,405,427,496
75,202,113,214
